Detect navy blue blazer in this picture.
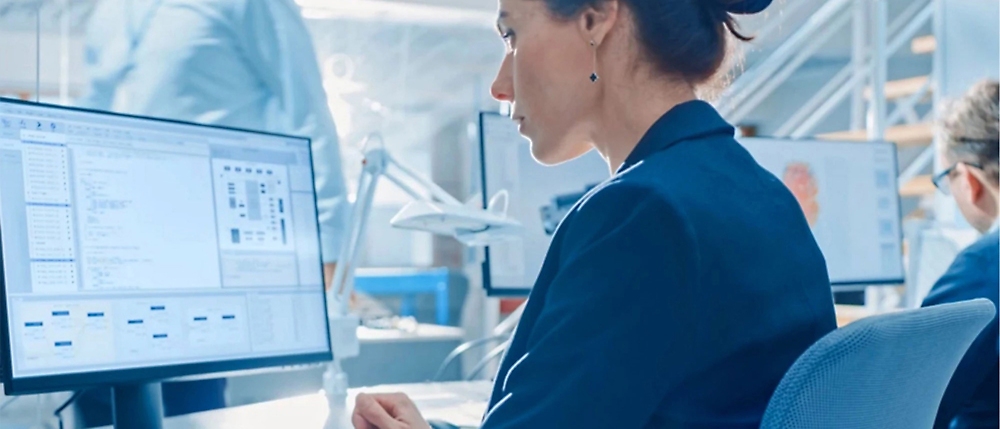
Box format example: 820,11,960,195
482,101,837,428
923,228,999,429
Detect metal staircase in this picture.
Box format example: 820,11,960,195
720,0,941,214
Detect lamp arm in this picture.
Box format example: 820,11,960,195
329,139,496,314
329,161,381,312
382,152,464,206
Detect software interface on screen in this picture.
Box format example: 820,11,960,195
738,138,905,285
0,101,329,380
479,113,609,295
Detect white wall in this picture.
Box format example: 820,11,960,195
939,0,1000,98
0,30,87,98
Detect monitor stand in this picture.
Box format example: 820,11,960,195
111,383,164,429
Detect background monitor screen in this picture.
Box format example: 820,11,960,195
0,99,331,393
477,114,906,294
478,112,609,296
737,137,905,286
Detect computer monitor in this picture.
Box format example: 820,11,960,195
476,114,905,294
737,137,905,286
477,112,609,296
0,99,331,426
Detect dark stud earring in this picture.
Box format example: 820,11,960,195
589,40,599,83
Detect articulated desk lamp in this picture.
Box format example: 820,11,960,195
327,133,522,315
322,134,521,427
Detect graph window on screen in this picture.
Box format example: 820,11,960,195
478,112,609,295
737,138,905,285
0,100,329,383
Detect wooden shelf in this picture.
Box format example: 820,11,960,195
818,123,933,148
864,76,931,101
912,35,936,54
900,175,936,198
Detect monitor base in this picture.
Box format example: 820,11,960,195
111,383,163,429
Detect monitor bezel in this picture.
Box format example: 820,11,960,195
0,98,333,395
737,136,907,288
478,111,533,297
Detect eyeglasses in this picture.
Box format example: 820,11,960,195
932,161,983,195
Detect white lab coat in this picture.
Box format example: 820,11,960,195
80,0,349,262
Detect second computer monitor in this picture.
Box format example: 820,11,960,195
478,112,609,296
478,113,905,294
738,137,905,286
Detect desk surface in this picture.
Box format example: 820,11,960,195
92,308,882,428
358,324,465,344
834,304,900,327
114,381,491,429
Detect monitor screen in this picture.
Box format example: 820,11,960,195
478,112,609,296
0,99,331,393
737,137,905,286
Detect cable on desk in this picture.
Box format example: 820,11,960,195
433,334,510,382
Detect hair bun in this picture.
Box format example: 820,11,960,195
725,0,772,14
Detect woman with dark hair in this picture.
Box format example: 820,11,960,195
354,0,837,427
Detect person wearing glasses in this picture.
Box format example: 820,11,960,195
351,0,839,427
924,79,999,429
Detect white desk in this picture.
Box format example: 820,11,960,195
357,324,465,344
348,381,490,428
834,304,901,327
228,324,466,406
116,381,491,429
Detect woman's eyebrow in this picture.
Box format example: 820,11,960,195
496,11,509,34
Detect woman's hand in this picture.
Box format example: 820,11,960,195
352,393,432,429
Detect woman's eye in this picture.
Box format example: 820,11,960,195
501,31,515,50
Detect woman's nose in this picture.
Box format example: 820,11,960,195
490,54,514,102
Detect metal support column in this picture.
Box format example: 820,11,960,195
851,0,868,130
867,0,889,141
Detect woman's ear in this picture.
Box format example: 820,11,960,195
577,0,619,46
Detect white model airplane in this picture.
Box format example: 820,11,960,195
391,190,522,246
330,138,524,306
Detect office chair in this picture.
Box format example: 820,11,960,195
761,298,996,429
